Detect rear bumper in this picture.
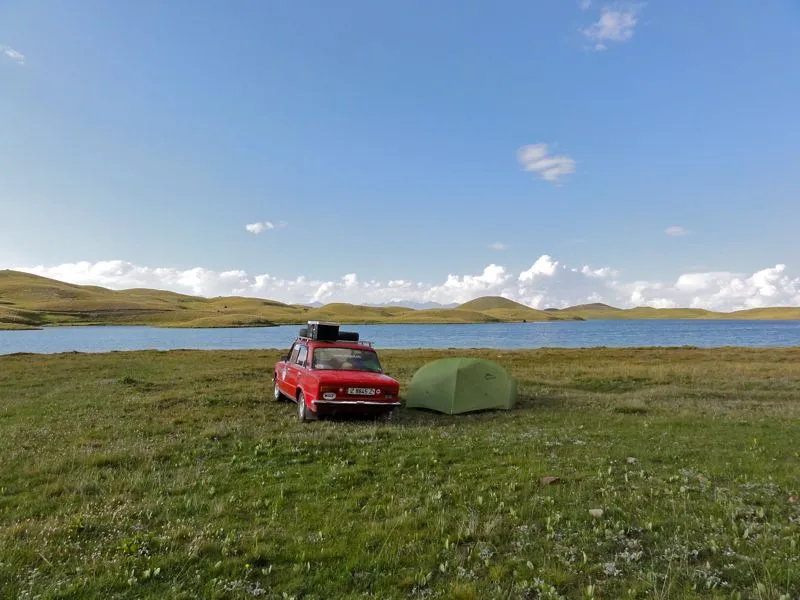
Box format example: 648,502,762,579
312,400,401,407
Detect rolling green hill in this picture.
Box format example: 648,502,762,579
0,271,572,329
459,296,581,322
458,296,530,311
726,306,800,320
1,269,800,329
551,304,717,320
0,270,310,329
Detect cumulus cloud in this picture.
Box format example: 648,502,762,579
11,257,800,312
581,265,619,278
519,255,558,281
423,265,512,305
245,221,286,234
1,44,25,64
488,242,509,251
581,4,641,51
665,225,689,237
669,265,800,310
518,144,576,183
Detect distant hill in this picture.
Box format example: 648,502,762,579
0,271,568,329
459,296,580,322
459,296,527,311
726,307,800,320
364,300,459,310
569,303,620,311
554,304,717,320
2,269,800,329
0,270,310,329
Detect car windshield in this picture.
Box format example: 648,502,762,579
312,347,383,373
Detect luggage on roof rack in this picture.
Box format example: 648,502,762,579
302,321,339,341
300,321,359,342
298,321,360,342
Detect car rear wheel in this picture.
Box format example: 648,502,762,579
297,391,313,421
273,378,284,402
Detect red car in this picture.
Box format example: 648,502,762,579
272,321,401,421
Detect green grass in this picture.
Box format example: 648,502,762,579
168,315,281,328
4,270,800,329
0,322,39,330
0,305,43,330
1,348,799,599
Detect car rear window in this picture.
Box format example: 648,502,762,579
312,348,382,373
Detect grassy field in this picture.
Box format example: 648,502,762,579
3,270,800,330
1,348,799,599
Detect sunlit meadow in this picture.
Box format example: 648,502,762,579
1,348,798,599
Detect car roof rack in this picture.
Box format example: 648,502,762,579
296,335,374,347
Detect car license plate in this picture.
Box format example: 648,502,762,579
348,387,376,395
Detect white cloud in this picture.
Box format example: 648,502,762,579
489,242,509,251
579,0,593,10
581,4,641,51
518,143,576,183
423,265,512,305
581,265,619,278
1,44,25,64
245,221,286,234
519,255,558,281
10,257,800,312
246,222,273,234
665,225,689,237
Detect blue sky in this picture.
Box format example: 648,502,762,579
2,1,800,308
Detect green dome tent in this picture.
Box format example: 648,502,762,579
405,357,517,414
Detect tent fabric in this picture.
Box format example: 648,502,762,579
405,357,517,414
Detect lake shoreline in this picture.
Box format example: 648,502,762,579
4,344,800,359
3,315,800,331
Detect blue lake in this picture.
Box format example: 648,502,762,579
1,320,800,355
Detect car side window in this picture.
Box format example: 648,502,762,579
296,345,308,367
288,343,300,363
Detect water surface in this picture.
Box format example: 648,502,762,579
2,320,800,355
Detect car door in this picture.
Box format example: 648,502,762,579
278,343,300,397
284,343,307,400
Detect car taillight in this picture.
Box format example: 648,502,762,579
319,386,337,400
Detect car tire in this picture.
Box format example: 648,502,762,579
297,391,314,422
273,378,285,402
